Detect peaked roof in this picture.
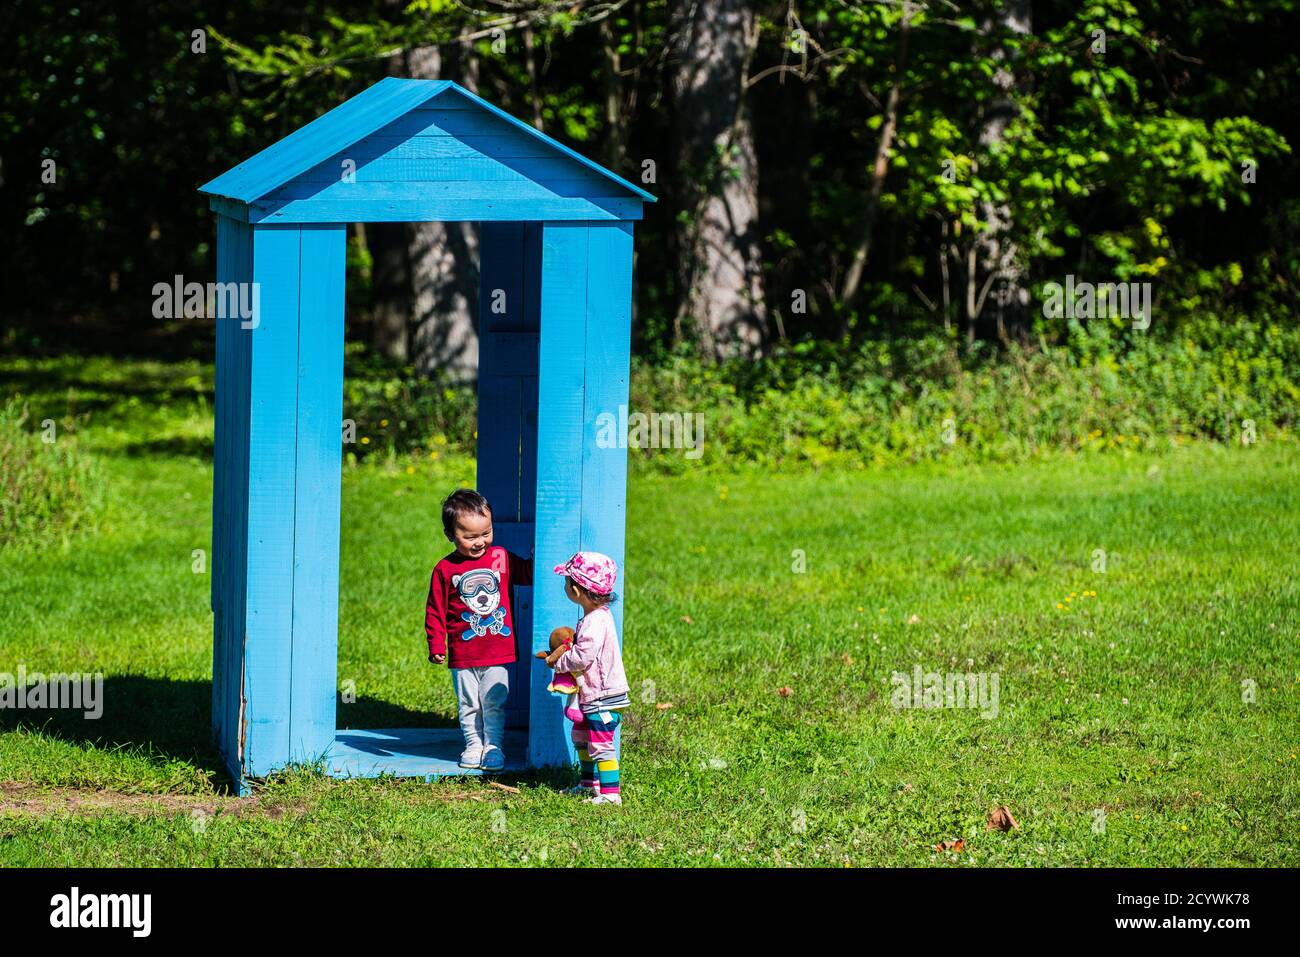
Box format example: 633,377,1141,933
200,78,657,204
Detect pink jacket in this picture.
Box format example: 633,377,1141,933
553,606,629,708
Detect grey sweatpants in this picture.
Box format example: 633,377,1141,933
451,665,509,753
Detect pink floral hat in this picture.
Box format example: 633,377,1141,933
553,550,618,596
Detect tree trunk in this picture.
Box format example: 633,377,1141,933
601,17,627,170
839,3,914,317
669,0,766,361
367,39,481,380
972,0,1032,343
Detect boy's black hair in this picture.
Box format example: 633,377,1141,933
442,488,492,539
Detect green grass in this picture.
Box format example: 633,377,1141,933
0,356,1297,866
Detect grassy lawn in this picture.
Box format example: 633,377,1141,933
1,356,1297,866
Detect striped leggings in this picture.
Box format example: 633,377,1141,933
571,710,623,795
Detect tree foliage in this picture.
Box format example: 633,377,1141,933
2,0,1295,356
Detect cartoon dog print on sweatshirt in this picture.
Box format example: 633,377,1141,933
452,567,512,639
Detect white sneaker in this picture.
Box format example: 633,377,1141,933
587,792,622,806
459,747,483,769
480,747,505,772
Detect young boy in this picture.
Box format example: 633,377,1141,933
425,489,533,771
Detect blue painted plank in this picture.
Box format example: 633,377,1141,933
211,215,232,756
246,195,641,225
477,223,527,516
308,134,561,161
211,216,231,616
522,222,543,332
477,375,523,521
209,197,249,222
513,372,538,731
242,224,302,777
230,217,254,774
479,221,545,731
519,223,542,525
326,727,528,780
506,584,533,729
478,221,526,335
267,180,626,203
293,154,610,187
530,222,590,768
212,215,255,773
411,95,479,110
483,519,535,730
578,222,634,559
480,332,539,376
519,375,539,524
579,222,635,761
289,224,347,766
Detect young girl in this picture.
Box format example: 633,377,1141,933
545,551,630,805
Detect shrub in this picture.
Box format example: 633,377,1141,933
341,342,476,465
0,397,101,548
333,318,1300,474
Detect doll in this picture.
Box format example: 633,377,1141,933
536,626,584,695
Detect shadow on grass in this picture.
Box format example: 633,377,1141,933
119,435,213,460
0,675,223,785
3,315,214,363
0,674,461,794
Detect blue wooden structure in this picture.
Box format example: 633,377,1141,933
199,78,653,793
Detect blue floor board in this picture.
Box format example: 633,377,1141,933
327,727,530,780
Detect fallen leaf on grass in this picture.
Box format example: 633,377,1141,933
655,701,674,711
680,615,694,624
841,652,854,666
776,686,793,698
907,613,921,625
934,838,965,853
986,806,1020,831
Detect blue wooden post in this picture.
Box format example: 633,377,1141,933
477,221,541,729
211,214,252,783
240,224,300,776
530,221,634,768
288,225,347,763
213,223,346,785
578,221,634,760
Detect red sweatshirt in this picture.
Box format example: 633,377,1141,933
425,546,533,668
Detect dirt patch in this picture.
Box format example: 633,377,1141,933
0,781,306,820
